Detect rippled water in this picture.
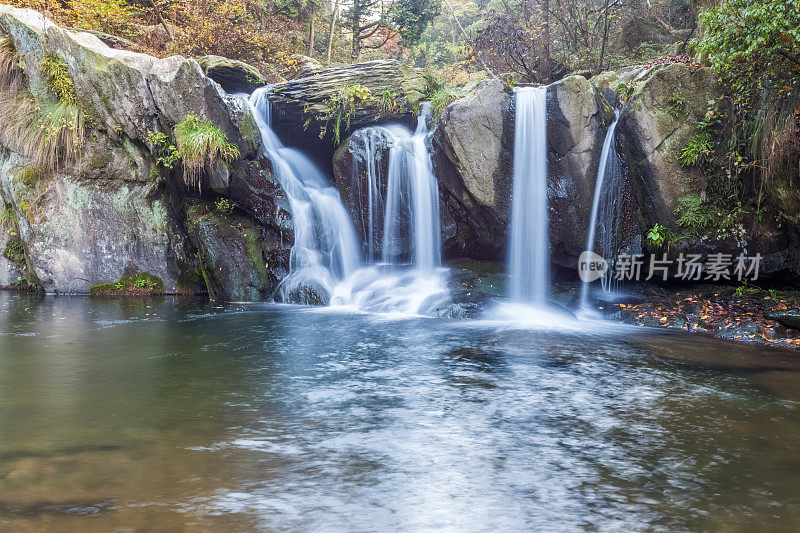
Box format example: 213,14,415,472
1,292,800,531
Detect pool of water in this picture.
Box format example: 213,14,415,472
1,292,800,531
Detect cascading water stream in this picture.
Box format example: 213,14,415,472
508,86,549,306
380,105,442,272
246,88,446,315
247,87,361,304
331,104,448,314
579,109,622,310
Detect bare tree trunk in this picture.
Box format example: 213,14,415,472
351,0,361,61
307,16,316,56
326,0,341,65
598,0,609,71
541,0,551,82
150,0,174,41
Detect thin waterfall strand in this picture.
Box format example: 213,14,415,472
579,109,622,309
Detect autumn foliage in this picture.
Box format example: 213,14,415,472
5,0,301,69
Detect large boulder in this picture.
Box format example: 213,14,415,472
620,63,719,221
0,152,185,294
546,75,612,270
196,55,267,94
184,201,285,301
433,79,513,259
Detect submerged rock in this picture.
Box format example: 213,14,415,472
765,309,800,331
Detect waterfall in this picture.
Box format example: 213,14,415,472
380,105,441,272
508,86,549,305
331,104,448,314
579,109,622,309
246,87,361,304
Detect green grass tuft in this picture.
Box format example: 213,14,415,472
173,113,239,191
423,77,460,119
0,93,85,170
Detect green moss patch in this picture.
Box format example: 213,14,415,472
90,271,165,296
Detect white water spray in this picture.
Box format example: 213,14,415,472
508,86,549,305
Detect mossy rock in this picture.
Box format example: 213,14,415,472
89,271,165,296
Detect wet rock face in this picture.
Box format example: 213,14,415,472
433,76,625,271
184,201,287,302
0,151,185,294
332,128,393,258
546,75,612,272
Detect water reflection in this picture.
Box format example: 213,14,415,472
1,292,799,530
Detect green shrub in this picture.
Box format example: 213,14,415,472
378,89,403,116
615,82,634,99
214,197,235,216
173,113,239,190
40,52,77,105
146,130,180,170
319,83,373,145
423,77,460,119
646,223,668,249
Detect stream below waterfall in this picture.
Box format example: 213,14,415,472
2,292,800,531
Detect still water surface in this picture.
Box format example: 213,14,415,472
1,292,800,531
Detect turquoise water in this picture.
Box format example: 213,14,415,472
1,292,800,531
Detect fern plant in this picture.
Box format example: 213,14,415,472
679,131,714,167
674,193,716,236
